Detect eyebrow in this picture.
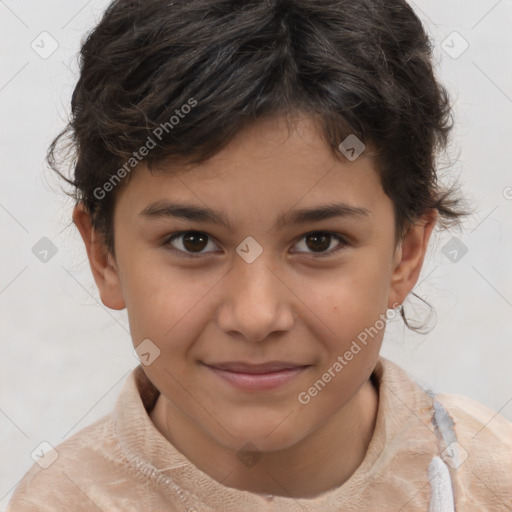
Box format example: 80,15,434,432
139,200,371,230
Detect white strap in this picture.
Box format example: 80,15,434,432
428,455,455,512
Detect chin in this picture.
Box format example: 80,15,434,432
212,420,306,453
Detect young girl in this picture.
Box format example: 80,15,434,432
8,0,512,510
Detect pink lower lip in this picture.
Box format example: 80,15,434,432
205,365,309,391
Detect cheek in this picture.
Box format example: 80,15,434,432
299,255,390,360
124,258,218,350
304,281,385,407
304,255,390,318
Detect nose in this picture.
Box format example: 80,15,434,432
215,252,295,343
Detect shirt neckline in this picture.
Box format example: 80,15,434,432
113,356,429,510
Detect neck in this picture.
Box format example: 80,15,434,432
150,377,379,498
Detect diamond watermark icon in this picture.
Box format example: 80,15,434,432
236,236,263,264
134,339,161,366
442,441,469,469
31,441,59,469
30,31,59,59
32,237,58,263
441,31,469,60
338,134,365,161
442,237,468,263
237,442,263,468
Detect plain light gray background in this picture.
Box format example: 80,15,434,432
1,0,511,508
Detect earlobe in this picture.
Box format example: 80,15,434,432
72,203,126,311
388,209,438,308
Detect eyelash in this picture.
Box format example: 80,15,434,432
163,231,349,259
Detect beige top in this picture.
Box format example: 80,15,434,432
7,356,512,511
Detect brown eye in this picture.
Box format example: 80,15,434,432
182,232,208,252
293,231,347,257
305,233,331,252
165,231,218,256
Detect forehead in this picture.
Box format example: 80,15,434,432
114,115,389,225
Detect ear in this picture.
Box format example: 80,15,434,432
387,208,438,308
72,203,126,310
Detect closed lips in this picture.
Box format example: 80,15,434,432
204,362,310,374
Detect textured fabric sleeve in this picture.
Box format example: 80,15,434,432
434,392,512,511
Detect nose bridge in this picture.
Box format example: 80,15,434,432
217,249,294,341
233,250,283,312
235,252,279,302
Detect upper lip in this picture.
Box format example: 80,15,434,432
204,361,310,374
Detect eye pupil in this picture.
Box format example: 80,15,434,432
306,233,331,252
183,232,208,252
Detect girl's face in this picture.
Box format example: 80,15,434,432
79,115,435,453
